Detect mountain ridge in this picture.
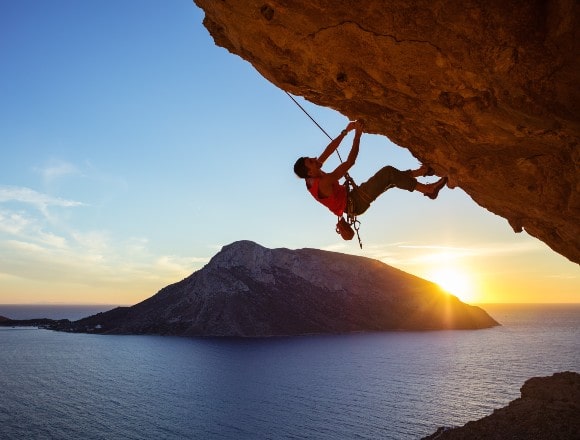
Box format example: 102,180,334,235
58,240,498,336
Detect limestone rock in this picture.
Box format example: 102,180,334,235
194,0,580,264
67,240,498,336
423,371,580,440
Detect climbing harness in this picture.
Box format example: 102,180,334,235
343,175,363,249
285,91,363,248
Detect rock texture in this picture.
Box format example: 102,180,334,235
194,0,580,264
62,241,497,336
423,371,580,440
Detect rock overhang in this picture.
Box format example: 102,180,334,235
194,0,580,263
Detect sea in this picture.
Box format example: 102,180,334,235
0,304,578,440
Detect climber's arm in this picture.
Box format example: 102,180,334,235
317,121,357,164
327,126,362,180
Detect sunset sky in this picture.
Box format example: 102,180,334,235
1,1,578,306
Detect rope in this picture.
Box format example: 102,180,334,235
285,92,332,140
285,92,345,163
285,91,363,249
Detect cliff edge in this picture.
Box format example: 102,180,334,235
423,371,580,440
194,0,580,263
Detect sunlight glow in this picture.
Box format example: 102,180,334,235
427,266,476,303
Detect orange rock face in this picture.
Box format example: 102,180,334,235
195,0,579,263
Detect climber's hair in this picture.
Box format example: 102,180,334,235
294,157,308,179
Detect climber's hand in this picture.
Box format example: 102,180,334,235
344,121,356,132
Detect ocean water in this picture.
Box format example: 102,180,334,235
0,304,578,440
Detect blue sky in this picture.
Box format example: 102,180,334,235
1,0,578,305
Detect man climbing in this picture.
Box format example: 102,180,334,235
293,120,448,220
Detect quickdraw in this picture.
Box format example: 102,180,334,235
344,174,363,249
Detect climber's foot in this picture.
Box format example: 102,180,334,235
424,177,448,200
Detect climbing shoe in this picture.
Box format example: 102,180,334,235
425,177,448,200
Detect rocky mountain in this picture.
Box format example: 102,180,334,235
423,371,580,440
193,0,580,264
64,240,498,336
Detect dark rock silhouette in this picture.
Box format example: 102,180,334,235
0,317,70,327
58,241,497,336
423,371,580,440
194,0,580,264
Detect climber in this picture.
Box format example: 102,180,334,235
293,120,448,218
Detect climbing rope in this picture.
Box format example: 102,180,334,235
285,91,345,163
285,91,363,248
285,92,332,141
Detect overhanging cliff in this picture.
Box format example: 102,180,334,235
194,0,579,264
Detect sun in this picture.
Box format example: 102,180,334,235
427,267,476,303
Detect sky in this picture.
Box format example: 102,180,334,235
0,1,578,306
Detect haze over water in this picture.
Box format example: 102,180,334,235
1,304,578,439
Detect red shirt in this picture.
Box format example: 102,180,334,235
306,178,347,216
